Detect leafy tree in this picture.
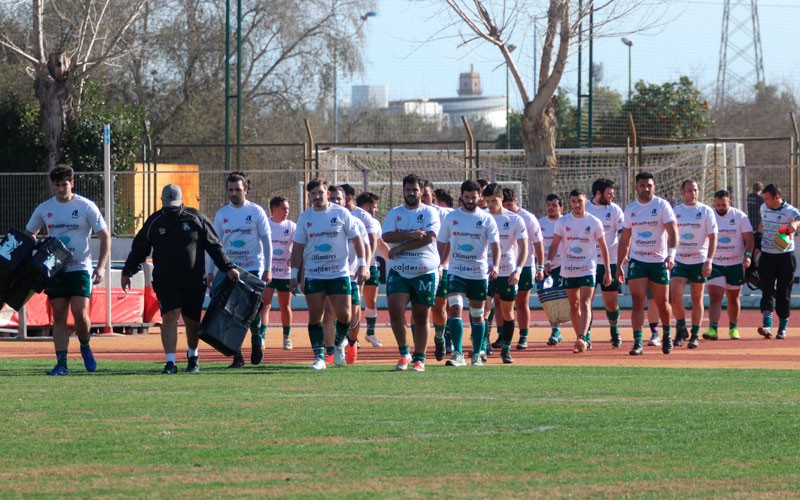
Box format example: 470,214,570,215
0,91,45,172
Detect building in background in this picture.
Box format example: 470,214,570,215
352,85,389,110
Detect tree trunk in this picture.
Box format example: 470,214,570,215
33,61,71,171
521,96,558,215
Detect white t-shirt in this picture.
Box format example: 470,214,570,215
294,204,360,279
673,203,718,265
26,194,107,273
539,216,561,269
438,208,500,280
553,213,605,278
352,206,381,266
623,196,677,263
382,204,441,278
585,200,624,262
760,201,800,254
512,207,543,268
348,217,369,278
269,218,296,279
713,207,753,265
210,201,272,275
432,206,454,269
490,210,528,277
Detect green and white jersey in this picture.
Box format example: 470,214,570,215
538,216,561,269
623,196,677,263
512,207,543,268
433,206,453,269
382,204,441,278
210,200,272,275
490,209,528,277
352,206,381,266
438,208,499,280
553,213,605,278
760,201,800,254
673,202,718,265
294,204,360,279
269,218,296,279
713,207,752,265
26,194,107,273
347,217,370,278
585,200,624,261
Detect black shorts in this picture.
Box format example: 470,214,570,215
153,280,206,322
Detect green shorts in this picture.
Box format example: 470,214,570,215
268,278,291,292
627,259,670,285
45,270,92,299
595,264,619,292
435,269,448,298
518,266,534,291
304,277,351,296
488,276,518,301
363,265,380,287
350,281,360,305
386,269,437,306
447,274,488,302
671,261,706,283
563,275,596,289
708,263,744,287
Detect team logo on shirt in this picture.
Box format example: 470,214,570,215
246,215,252,223
71,210,79,219
605,213,611,219
695,212,702,219
719,237,732,244
159,228,166,235
475,221,483,228
417,214,424,222
569,247,583,254
639,231,652,238
224,218,229,223
651,209,658,216
182,223,191,231
284,229,290,235
330,218,338,226
503,222,510,229
585,226,591,233
729,219,736,225
681,232,695,240
231,240,245,248
47,212,53,218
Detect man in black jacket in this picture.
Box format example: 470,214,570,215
121,184,239,374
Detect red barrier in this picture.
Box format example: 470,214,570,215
0,293,52,328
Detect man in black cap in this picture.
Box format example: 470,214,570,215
121,184,239,374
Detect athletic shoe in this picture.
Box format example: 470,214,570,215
662,332,673,354
324,352,334,365
757,326,773,339
491,337,503,350
629,343,644,356
46,365,69,376
283,336,293,350
674,327,689,347
80,348,97,372
546,333,562,346
345,343,358,364
647,336,661,347
227,355,245,369
161,362,177,374
516,337,528,350
729,327,740,340
334,343,346,367
412,360,426,372
776,330,787,340
702,326,718,341
365,334,383,347
501,351,514,364
688,334,699,349
611,333,622,349
480,350,488,363
396,355,412,371
185,356,200,373
573,337,587,354
251,338,264,365
310,358,326,370
445,352,466,367
471,353,484,366
445,340,455,355
585,339,593,350
434,340,445,361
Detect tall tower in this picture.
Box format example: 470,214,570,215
458,64,482,96
715,0,765,107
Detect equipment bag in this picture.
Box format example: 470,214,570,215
0,229,36,273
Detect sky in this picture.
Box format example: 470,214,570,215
341,0,800,110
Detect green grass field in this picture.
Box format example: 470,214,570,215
1,360,799,498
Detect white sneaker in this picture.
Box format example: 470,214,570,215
471,353,484,366
395,354,412,371
283,337,293,350
310,358,326,370
445,352,466,367
334,343,346,366
365,334,383,347
648,336,662,347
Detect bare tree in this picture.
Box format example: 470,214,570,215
1,0,149,169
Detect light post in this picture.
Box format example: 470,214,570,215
505,44,517,150
334,10,376,144
621,37,633,101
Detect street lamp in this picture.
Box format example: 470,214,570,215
505,44,517,150
334,10,377,144
621,37,633,101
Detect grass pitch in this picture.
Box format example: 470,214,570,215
1,360,798,498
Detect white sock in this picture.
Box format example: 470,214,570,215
165,353,176,363
187,348,199,358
